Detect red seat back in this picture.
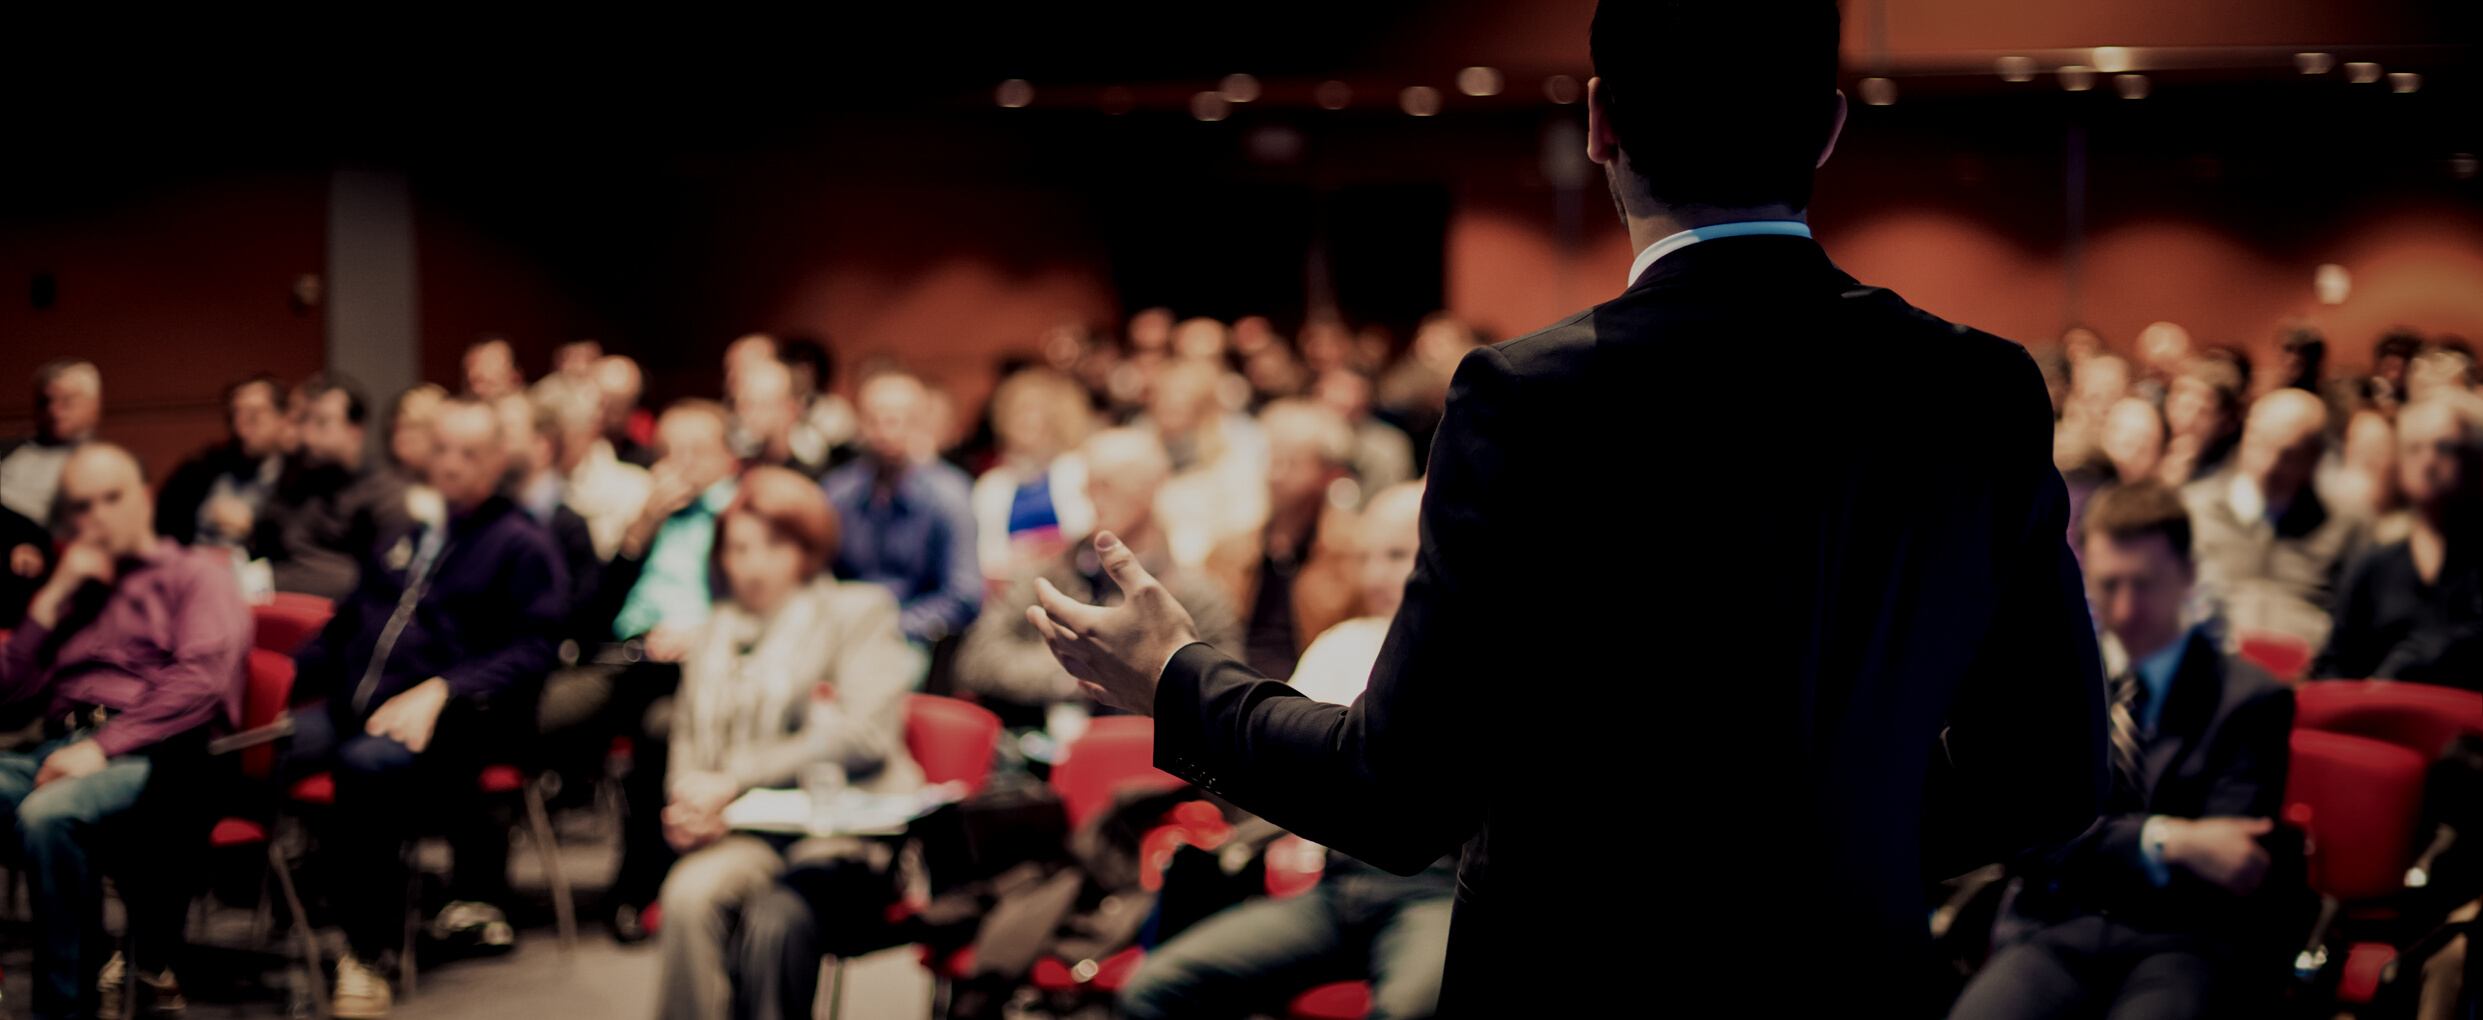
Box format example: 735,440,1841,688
2236,628,2315,682
1049,716,1184,829
242,649,297,780
2296,680,2483,760
904,694,1003,793
2285,729,2429,902
251,600,334,656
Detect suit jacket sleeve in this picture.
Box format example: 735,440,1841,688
1154,346,1518,876
2040,682,2294,899
438,536,565,703
1918,377,2111,879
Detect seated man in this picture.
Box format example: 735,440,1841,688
0,443,249,1019
1121,481,1451,1020
157,373,290,548
289,396,566,1019
731,356,831,480
956,428,1240,729
821,371,981,648
2181,388,2369,650
254,372,413,601
551,398,741,938
1951,481,2300,1020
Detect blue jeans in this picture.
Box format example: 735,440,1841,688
1120,865,1454,1020
0,734,154,1020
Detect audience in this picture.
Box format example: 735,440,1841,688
0,443,248,1020
532,374,651,562
969,367,1097,584
2319,394,2483,685
287,396,568,1017
777,336,857,470
1950,481,2298,1020
1207,399,1363,681
565,398,744,938
157,374,291,549
254,372,415,601
1,359,103,533
820,371,982,649
2181,387,2370,649
508,390,606,646
1312,368,1416,501
1146,357,1270,570
386,383,450,486
956,427,1241,727
654,466,922,1020
2099,397,2166,487
1122,479,1449,1020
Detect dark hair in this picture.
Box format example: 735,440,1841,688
779,335,834,395
2376,328,2426,363
2081,481,2193,562
299,371,370,426
1590,1,1843,209
224,373,281,407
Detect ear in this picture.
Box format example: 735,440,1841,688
1586,76,1621,167
1816,90,1849,169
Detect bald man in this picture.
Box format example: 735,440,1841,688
0,443,248,1018
955,428,1241,726
289,397,568,1014
2182,388,2372,649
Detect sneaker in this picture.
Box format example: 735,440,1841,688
426,900,517,956
331,953,392,1020
99,951,188,1017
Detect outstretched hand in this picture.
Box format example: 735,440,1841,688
1028,532,1201,716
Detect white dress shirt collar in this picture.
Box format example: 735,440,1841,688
1626,219,1814,287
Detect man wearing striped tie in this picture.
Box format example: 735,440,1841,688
1952,481,2302,1019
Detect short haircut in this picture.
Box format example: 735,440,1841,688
779,336,834,394
300,371,370,426
2177,354,2246,417
225,373,282,407
659,398,735,452
1590,1,1842,209
35,358,99,396
435,393,505,443
2376,328,2426,363
721,465,841,580
2081,481,2193,562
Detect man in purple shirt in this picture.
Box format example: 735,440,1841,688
0,442,249,1020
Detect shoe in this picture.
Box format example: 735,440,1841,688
332,953,392,1020
610,901,651,945
99,951,189,1017
427,899,517,955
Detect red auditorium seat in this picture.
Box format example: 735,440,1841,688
2285,728,2431,1004
2295,679,2483,760
250,598,333,655
2235,628,2315,683
1289,981,1374,1020
904,694,1003,793
1049,716,1185,829
210,648,330,1018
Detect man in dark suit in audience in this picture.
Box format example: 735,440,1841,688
1952,482,2299,1019
1025,3,2108,1013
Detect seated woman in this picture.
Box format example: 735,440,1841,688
654,466,924,1020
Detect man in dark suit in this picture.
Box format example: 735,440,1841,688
1027,3,2108,1013
1952,482,2298,1018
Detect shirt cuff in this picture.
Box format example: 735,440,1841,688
2139,815,2175,888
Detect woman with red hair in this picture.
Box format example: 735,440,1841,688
653,466,923,1020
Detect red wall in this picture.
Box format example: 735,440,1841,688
0,173,326,481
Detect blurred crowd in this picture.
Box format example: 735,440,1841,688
0,307,1478,1020
4,304,2481,1019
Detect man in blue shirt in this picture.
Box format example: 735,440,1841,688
820,371,980,649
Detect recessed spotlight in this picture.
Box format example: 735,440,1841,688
1400,85,1442,117
995,79,1034,108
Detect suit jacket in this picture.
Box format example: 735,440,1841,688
2181,470,2370,650
2002,630,2299,953
1151,235,2109,1015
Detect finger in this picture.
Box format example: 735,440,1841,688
1032,577,1104,632
2241,817,2275,835
1027,605,1066,642
1091,531,1160,594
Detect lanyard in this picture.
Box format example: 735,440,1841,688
352,525,450,714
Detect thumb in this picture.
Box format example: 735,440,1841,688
1093,531,1158,592
2241,817,2275,835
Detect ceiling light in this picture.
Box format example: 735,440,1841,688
994,79,1034,108
1220,73,1261,103
2058,66,2095,92
1400,86,1441,117
1996,57,2036,82
1456,67,1503,97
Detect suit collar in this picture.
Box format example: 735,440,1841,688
1626,220,1814,286
1622,233,1853,299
